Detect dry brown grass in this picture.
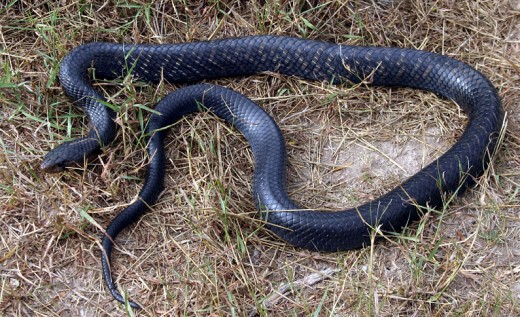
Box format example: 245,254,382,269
1,0,519,316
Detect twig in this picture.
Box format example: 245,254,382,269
248,267,340,317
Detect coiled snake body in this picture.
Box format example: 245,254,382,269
42,36,503,307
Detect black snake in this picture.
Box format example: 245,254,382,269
41,36,503,308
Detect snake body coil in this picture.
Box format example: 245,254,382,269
42,36,503,307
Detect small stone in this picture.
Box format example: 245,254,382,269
510,0,520,10
512,282,520,300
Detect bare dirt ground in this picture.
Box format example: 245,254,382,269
1,0,519,316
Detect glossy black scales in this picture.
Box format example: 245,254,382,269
42,36,504,307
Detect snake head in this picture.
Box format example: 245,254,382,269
41,153,69,173
41,137,102,173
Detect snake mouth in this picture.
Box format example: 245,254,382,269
41,139,104,173
40,160,68,173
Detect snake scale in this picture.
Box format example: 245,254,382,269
41,36,503,307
